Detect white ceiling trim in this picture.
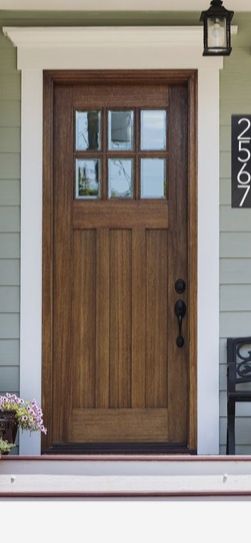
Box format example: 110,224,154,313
3,25,238,49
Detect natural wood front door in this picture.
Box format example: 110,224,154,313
42,71,197,454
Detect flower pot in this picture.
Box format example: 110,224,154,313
0,411,18,444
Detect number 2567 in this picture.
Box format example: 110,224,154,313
237,118,251,207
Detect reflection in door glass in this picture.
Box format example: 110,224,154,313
141,159,166,199
108,159,133,198
75,111,101,151
108,111,134,151
141,110,166,150
76,159,100,199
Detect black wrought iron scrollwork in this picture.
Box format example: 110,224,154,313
236,343,251,378
226,337,251,455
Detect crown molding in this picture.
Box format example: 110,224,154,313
3,25,238,49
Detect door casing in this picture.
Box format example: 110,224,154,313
3,25,222,455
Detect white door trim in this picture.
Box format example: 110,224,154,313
3,26,230,455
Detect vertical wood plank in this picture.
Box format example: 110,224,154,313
53,86,73,442
110,230,132,408
132,228,146,408
167,85,188,442
72,230,96,408
96,228,110,408
146,230,168,408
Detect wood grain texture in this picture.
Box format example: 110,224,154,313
42,70,197,453
70,408,168,442
72,230,96,408
109,230,132,409
132,228,146,408
52,85,73,443
146,230,168,409
167,85,189,444
95,228,110,408
73,201,169,229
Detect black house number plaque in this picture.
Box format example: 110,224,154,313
232,115,251,208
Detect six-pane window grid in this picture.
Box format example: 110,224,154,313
75,109,168,200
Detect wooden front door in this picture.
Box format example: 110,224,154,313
42,70,197,454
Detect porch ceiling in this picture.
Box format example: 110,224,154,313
0,0,248,11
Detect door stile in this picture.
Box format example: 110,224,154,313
167,85,188,443
53,86,74,443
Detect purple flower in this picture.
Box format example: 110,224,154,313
0,393,47,435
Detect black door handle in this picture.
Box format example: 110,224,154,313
175,299,186,348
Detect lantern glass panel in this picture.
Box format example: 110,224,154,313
207,17,227,49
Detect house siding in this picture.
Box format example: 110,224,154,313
0,29,20,411
0,11,251,454
220,45,251,454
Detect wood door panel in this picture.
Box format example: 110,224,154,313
132,228,146,408
73,201,169,229
73,84,169,109
72,230,96,408
70,408,168,442
146,230,168,408
70,225,170,441
42,71,197,453
109,230,132,409
95,228,110,409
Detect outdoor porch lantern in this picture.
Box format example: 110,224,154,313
200,0,234,56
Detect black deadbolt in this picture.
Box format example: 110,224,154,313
175,278,186,294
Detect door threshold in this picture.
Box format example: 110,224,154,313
43,442,197,455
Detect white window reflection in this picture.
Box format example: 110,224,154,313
141,110,166,151
141,159,166,199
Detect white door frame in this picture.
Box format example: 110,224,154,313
4,25,234,455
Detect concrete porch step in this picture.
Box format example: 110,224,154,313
1,455,251,497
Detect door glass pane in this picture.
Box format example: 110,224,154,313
76,159,100,199
141,159,166,199
108,111,134,151
76,111,101,151
140,110,166,150
108,159,133,198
